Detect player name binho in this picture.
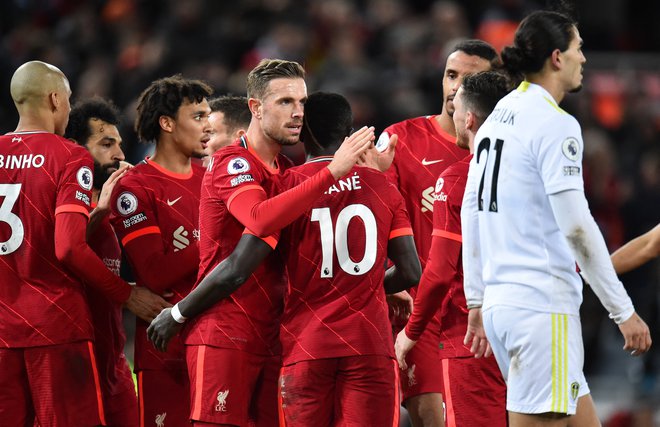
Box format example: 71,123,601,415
0,154,45,169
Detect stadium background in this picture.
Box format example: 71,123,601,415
0,0,657,425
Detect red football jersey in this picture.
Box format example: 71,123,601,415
382,116,467,268
406,156,472,358
110,158,204,370
0,131,95,347
184,137,292,356
85,213,133,396
271,159,413,365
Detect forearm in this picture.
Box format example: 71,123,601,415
229,168,335,237
384,236,421,294
549,190,634,323
611,224,660,274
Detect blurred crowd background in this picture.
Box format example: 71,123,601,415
0,0,658,425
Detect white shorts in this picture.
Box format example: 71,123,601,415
483,305,590,415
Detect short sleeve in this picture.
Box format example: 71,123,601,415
55,145,94,217
536,115,584,195
109,176,159,246
207,148,266,207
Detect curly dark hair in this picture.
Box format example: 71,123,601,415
65,96,120,145
135,75,213,143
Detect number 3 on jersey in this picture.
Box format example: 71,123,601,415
476,137,504,212
311,204,377,278
0,183,24,255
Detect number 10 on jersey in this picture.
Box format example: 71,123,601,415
311,204,377,278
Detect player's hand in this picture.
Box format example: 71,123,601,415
327,126,375,179
386,290,413,319
394,329,417,370
464,307,492,358
372,132,398,172
96,163,132,213
147,308,184,352
618,311,652,356
125,286,172,323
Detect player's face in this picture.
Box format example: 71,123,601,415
442,51,491,117
171,98,212,159
561,26,586,94
257,77,306,146
452,87,469,150
205,111,234,155
85,119,124,189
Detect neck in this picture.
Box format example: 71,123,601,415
150,141,192,174
434,112,456,137
245,125,282,169
14,108,56,134
527,73,566,104
468,136,475,155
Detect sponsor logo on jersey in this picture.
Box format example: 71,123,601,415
562,137,580,161
227,157,250,174
421,186,435,212
0,154,45,169
375,132,390,153
102,257,121,275
422,158,443,166
117,192,138,216
11,136,23,143
75,190,91,206
407,364,417,387
77,166,93,190
230,173,255,187
173,225,190,252
563,166,580,176
167,196,182,206
122,213,147,228
215,390,229,412
155,412,166,427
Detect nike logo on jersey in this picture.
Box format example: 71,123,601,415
167,196,182,206
421,158,443,166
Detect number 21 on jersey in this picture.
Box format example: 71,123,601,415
476,137,504,212
311,204,377,278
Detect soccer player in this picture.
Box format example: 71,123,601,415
205,95,251,155
0,61,164,426
395,71,511,426
66,97,159,427
109,75,213,427
611,223,660,274
462,11,651,426
377,39,500,426
149,59,373,426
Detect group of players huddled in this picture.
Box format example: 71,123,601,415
1,7,654,427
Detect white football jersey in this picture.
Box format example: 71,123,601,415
467,81,586,315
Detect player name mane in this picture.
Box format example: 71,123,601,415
325,173,362,195
0,154,45,169
488,107,515,125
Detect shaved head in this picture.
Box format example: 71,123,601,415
10,61,72,135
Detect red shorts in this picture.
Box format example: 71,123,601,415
441,357,507,427
279,355,399,427
399,320,444,403
0,341,105,427
187,345,280,426
137,368,190,427
104,369,138,427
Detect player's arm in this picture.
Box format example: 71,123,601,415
87,165,130,238
549,189,651,355
55,212,170,322
383,235,421,294
228,126,374,237
611,223,660,274
147,234,273,352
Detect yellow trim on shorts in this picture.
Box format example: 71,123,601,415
551,314,569,413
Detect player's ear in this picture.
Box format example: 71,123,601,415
465,111,476,132
248,98,262,120
159,115,174,133
550,48,562,71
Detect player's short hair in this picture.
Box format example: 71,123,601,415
65,97,121,146
451,39,501,68
301,92,352,152
246,59,305,100
135,75,213,144
501,10,576,76
209,95,251,132
461,71,512,127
